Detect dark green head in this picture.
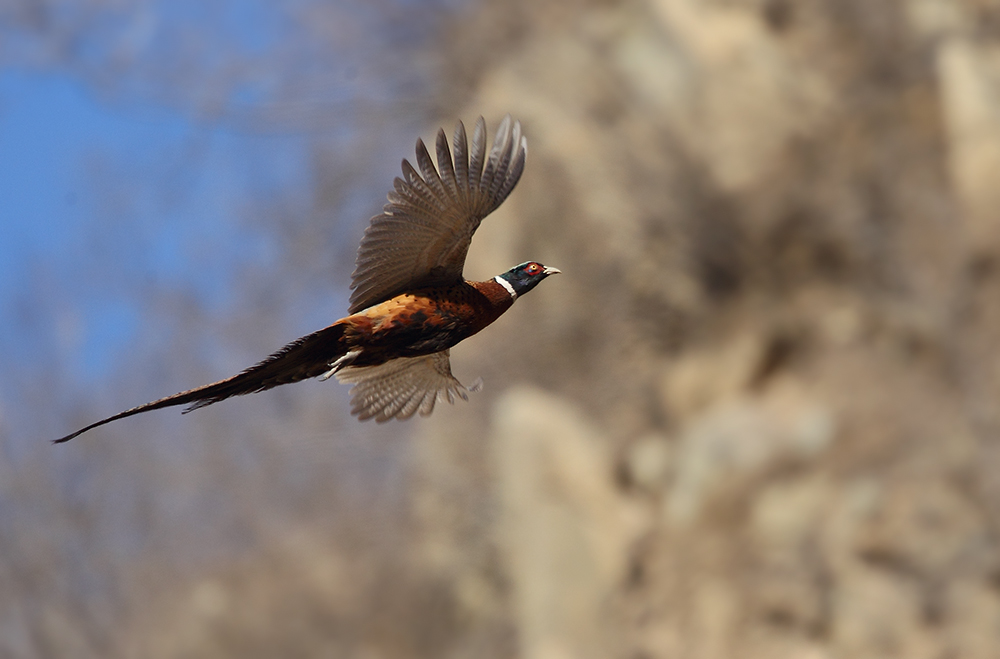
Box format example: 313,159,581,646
495,261,561,299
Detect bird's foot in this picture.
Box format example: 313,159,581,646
319,350,361,381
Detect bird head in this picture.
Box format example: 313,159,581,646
497,261,561,298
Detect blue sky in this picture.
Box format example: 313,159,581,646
0,67,316,434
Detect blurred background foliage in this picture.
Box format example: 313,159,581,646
4,0,1000,657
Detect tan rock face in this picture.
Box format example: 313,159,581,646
489,387,641,659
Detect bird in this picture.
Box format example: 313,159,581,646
54,115,560,443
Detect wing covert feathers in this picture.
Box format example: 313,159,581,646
349,115,527,313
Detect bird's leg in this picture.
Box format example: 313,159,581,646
319,349,362,381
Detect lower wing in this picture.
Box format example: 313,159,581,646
335,350,481,422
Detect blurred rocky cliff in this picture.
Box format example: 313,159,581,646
404,1,1000,657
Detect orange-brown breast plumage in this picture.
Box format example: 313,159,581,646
339,280,515,367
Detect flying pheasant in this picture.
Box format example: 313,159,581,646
55,115,559,443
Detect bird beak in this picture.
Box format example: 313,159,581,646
543,266,562,276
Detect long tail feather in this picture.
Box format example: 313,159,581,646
53,322,348,444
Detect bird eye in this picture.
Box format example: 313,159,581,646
524,263,541,275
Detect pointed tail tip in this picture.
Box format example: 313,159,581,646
53,427,89,444
52,431,79,445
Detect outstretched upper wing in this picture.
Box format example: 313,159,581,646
335,350,482,422
349,115,527,313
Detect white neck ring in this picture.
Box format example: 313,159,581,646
494,275,518,300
